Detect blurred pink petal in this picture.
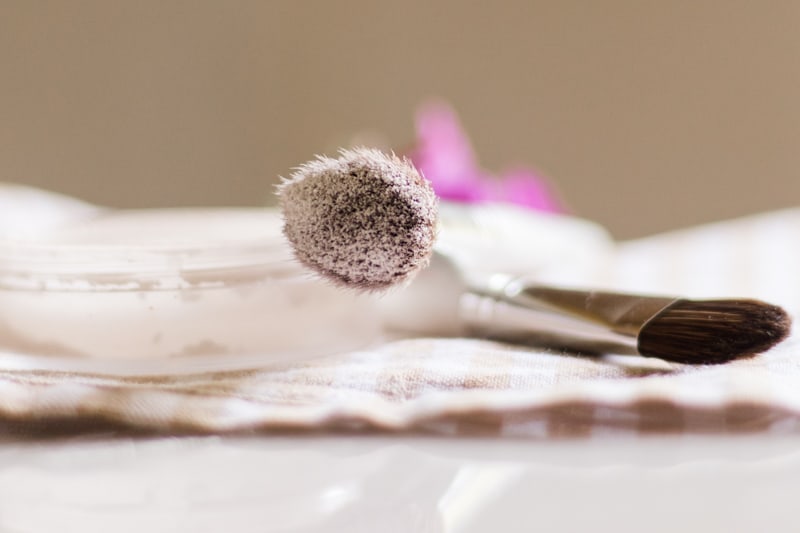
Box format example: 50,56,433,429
491,168,563,213
408,100,563,212
408,101,484,202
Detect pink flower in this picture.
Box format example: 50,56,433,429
407,101,563,213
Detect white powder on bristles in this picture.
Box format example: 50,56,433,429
278,147,438,291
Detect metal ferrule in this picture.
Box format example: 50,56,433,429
459,274,678,356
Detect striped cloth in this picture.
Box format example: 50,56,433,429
0,208,798,437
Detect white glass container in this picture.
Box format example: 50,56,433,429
0,200,380,360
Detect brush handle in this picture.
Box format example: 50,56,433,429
503,282,677,335
460,276,677,355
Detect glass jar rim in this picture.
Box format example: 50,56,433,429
0,208,306,291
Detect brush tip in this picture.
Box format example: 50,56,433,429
278,148,438,291
638,299,792,364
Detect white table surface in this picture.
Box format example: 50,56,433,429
1,433,798,533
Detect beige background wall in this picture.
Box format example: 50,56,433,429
0,1,797,239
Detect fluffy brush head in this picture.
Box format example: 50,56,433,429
638,299,792,364
278,148,438,291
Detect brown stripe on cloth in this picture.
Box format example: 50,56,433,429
0,333,797,436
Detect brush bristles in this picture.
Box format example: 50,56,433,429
278,148,438,291
637,299,791,364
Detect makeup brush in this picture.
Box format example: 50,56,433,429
279,148,791,364
278,147,438,290
379,251,790,364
